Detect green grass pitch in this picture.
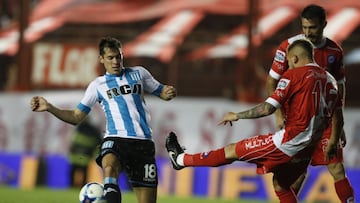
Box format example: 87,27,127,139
0,186,270,203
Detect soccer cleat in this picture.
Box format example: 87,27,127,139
166,132,185,170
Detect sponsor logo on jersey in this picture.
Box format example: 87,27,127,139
276,91,284,98
274,61,285,71
327,55,335,64
274,50,286,63
106,83,142,99
276,79,290,90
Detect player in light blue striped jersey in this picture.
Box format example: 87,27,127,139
30,36,177,203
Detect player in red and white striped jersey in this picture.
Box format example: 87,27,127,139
166,39,342,203
266,4,354,203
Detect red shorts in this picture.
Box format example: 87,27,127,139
310,127,343,166
234,134,309,172
234,134,310,188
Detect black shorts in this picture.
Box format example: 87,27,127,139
96,137,158,188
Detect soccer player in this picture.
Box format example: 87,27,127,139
266,4,354,202
30,36,177,203
166,39,342,203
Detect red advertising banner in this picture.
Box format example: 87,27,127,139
31,43,100,88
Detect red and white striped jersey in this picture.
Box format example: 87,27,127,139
266,63,340,156
269,34,345,84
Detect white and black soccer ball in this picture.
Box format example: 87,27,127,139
79,182,106,203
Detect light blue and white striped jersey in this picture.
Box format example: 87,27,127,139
77,66,163,140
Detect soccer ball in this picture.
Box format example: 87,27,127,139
79,182,106,203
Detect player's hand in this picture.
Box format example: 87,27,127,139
161,85,177,101
218,112,239,126
324,142,337,161
30,96,49,112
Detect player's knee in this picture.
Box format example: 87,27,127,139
102,154,121,176
103,165,120,177
224,143,238,159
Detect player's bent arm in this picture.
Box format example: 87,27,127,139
325,108,344,159
266,75,278,96
338,82,346,107
330,108,344,144
47,105,87,125
219,102,277,126
337,82,347,146
237,102,277,119
266,75,285,129
31,96,87,125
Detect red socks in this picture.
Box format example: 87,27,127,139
276,178,355,203
335,178,354,203
275,189,297,203
183,148,232,167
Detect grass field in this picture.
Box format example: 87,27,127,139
0,186,269,203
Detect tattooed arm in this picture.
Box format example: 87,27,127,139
219,102,277,126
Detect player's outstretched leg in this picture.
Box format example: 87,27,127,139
166,132,185,170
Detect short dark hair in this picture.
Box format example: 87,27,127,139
99,36,122,56
288,39,314,59
301,4,326,25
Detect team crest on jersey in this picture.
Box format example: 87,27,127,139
274,50,286,63
276,78,290,90
129,70,141,82
327,55,335,64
